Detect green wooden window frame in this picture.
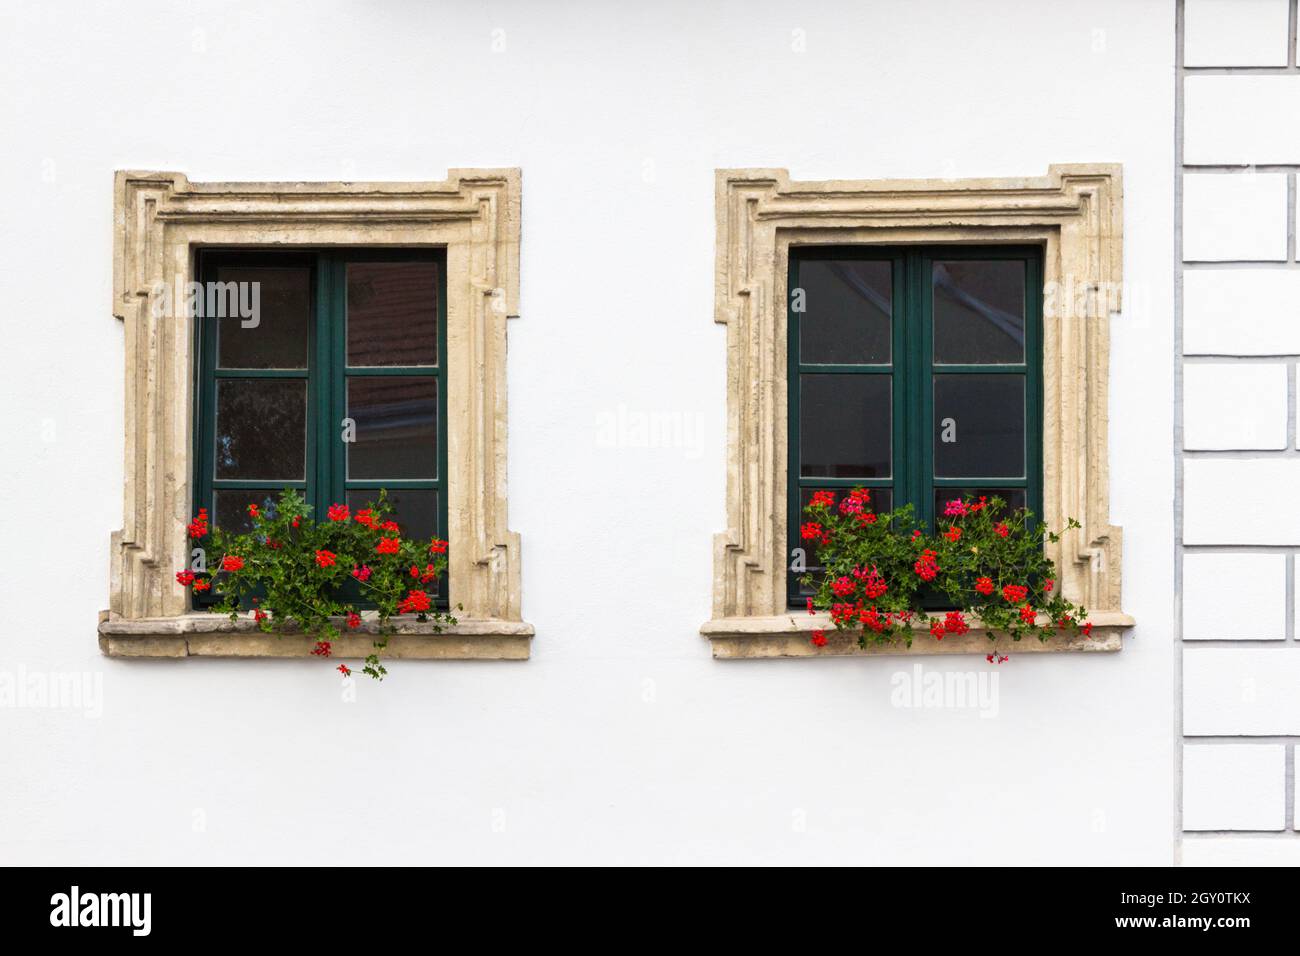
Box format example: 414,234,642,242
192,247,449,607
786,245,1043,607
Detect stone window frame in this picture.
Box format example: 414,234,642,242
100,169,533,661
702,165,1134,658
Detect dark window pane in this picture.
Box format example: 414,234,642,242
213,490,281,535
215,379,307,480
346,489,439,541
933,260,1025,364
799,374,891,478
933,374,1024,478
216,267,310,369
347,377,438,479
347,261,438,367
934,488,1026,523
797,259,892,364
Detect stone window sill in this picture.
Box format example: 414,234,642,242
701,610,1133,659
98,612,533,661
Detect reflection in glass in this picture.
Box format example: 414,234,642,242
347,261,438,367
347,377,438,479
798,259,892,364
933,374,1024,478
216,266,310,370
800,375,891,478
215,379,307,480
933,260,1025,364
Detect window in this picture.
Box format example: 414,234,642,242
193,249,448,605
787,246,1042,606
703,166,1131,657
102,170,530,660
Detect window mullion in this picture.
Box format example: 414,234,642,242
1027,253,1044,525
311,253,332,518
909,248,930,531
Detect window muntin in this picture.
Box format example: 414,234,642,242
787,246,1042,606
194,248,448,601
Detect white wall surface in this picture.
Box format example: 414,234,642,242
0,0,1175,865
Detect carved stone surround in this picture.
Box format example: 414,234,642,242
703,165,1133,658
102,170,532,660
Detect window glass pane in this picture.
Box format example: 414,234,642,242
215,379,307,480
934,488,1026,522
216,266,310,369
347,377,438,479
933,374,1024,478
932,260,1025,364
797,259,891,364
799,374,891,478
346,488,439,541
347,261,438,367
214,490,281,535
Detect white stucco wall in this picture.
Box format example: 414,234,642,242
0,0,1176,865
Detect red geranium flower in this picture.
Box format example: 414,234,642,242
187,508,209,539
327,503,350,522
315,549,337,568
376,537,401,555
1002,584,1028,603
1019,604,1036,624
175,569,195,586
974,576,995,596
192,579,212,592
862,568,887,599
346,612,361,629
913,549,939,581
221,555,244,572
810,629,828,648
429,539,448,554
398,589,432,613
337,664,352,677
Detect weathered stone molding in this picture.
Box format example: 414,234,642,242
107,170,530,659
705,165,1129,655
98,612,531,661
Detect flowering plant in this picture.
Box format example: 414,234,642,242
178,489,456,680
799,490,1091,652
